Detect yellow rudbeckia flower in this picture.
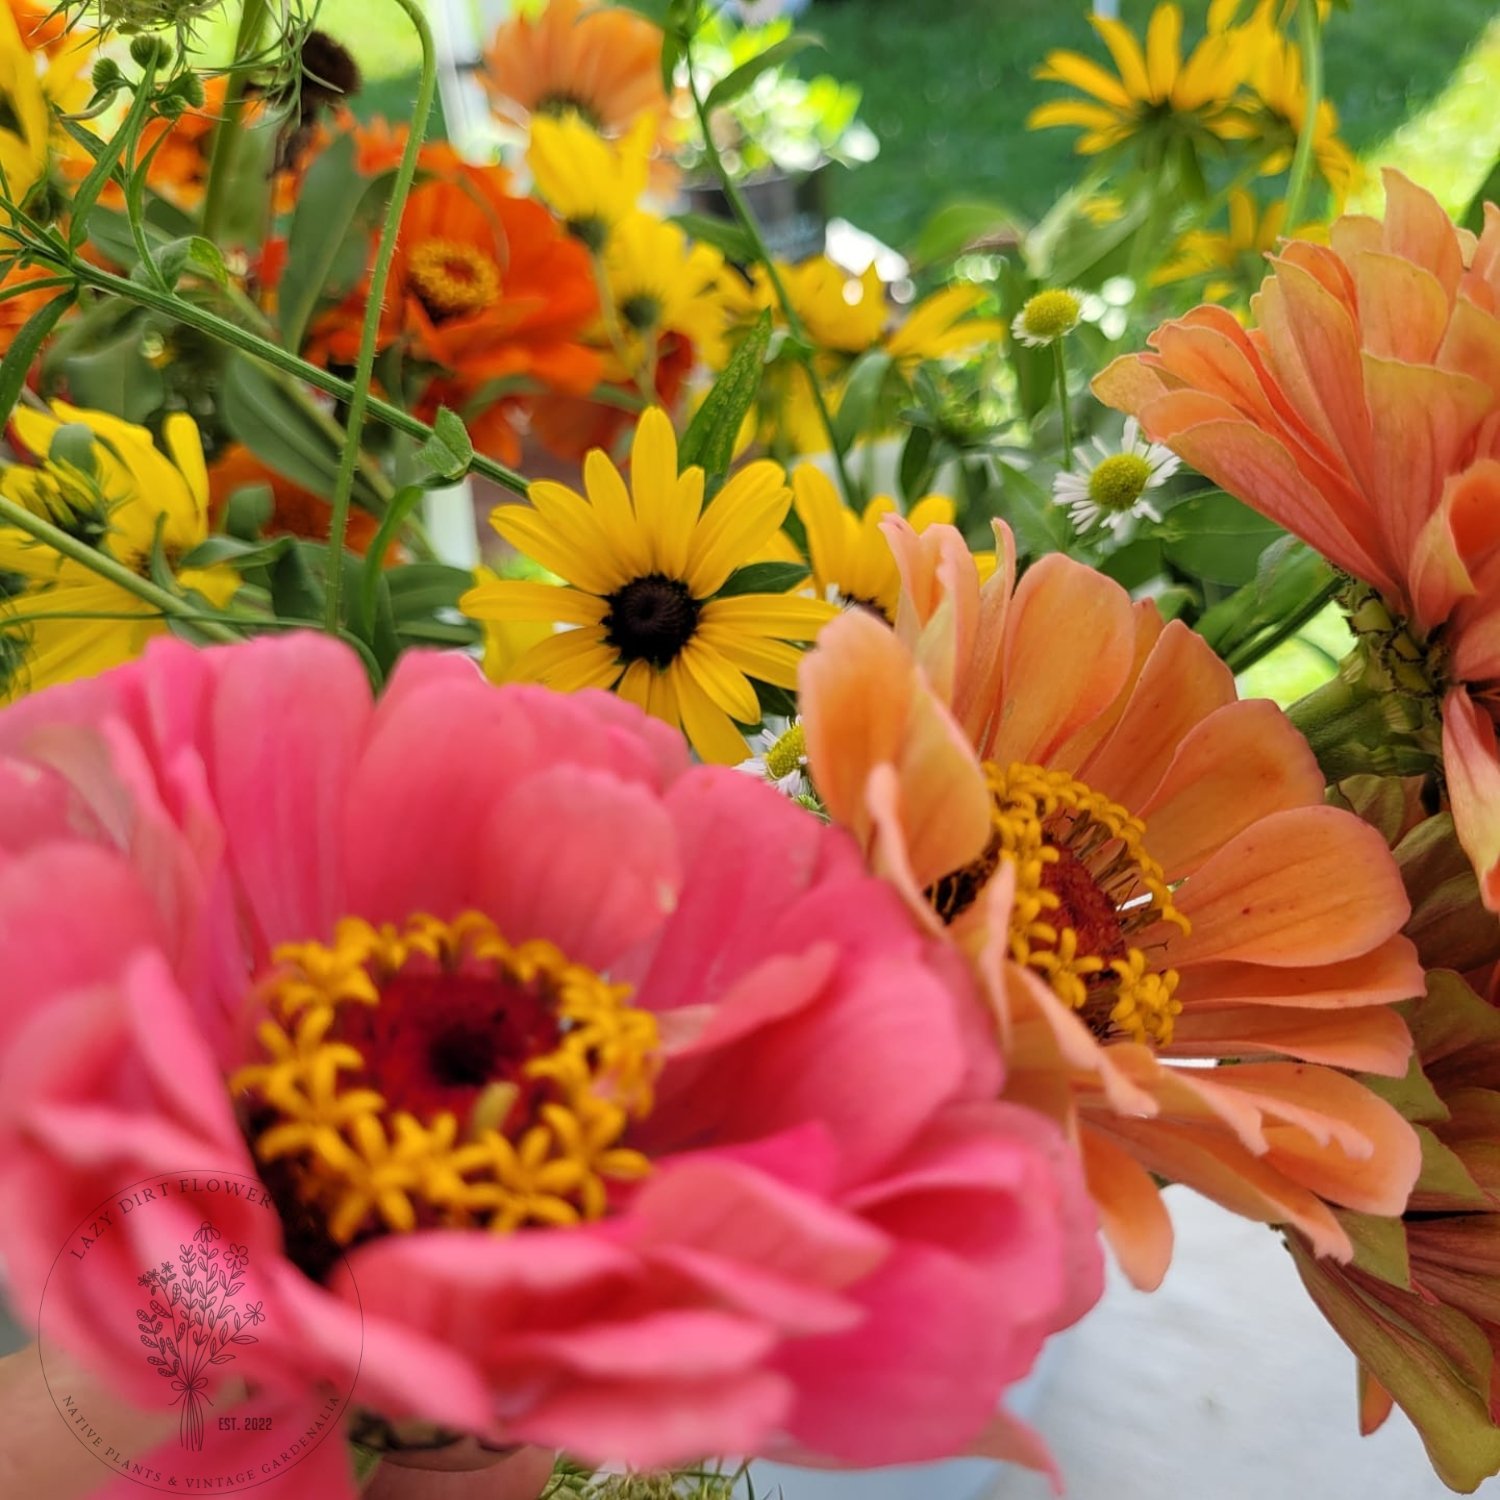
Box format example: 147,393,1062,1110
787,466,959,623
0,0,53,207
884,283,1005,365
600,211,735,371
1151,188,1324,299
1028,2,1254,155
0,402,238,700
527,112,651,252
460,409,837,763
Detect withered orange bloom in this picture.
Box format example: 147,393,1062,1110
799,518,1425,1290
1096,170,1500,915
309,162,602,464
482,0,669,137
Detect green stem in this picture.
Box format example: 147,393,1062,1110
1053,340,1074,469
201,0,270,244
322,0,436,632
1225,574,1339,674
60,260,530,496
1281,1,1324,230
684,47,858,504
0,495,242,641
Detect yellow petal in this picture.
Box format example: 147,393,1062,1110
1091,15,1152,100
1146,3,1183,101
683,461,791,597
583,448,651,577
679,638,759,723
490,505,619,597
459,578,609,626
670,659,751,765
700,593,838,639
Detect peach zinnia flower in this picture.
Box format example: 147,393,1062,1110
482,0,669,138
800,517,1424,1289
1096,171,1500,914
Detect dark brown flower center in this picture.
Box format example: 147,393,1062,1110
604,573,700,667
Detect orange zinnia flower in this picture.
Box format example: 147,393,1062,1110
799,518,1424,1290
308,161,601,464
481,0,669,138
207,443,381,555
1096,171,1500,914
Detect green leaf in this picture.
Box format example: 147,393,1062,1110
1195,537,1333,660
68,70,158,251
1461,153,1500,235
180,534,294,571
1158,491,1283,586
704,33,823,114
671,211,756,263
416,407,475,483
679,309,772,480
831,349,892,451
752,677,798,720
358,484,425,638
385,562,475,618
993,459,1070,558
898,424,936,504
1334,1209,1412,1291
714,560,809,598
60,321,164,423
1411,1124,1488,1208
0,289,73,427
156,235,228,289
268,542,326,623
910,197,1017,267
224,481,274,540
277,133,393,354
221,357,380,512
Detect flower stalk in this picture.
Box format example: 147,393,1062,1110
1281,0,1324,229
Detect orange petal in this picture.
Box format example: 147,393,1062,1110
1172,935,1425,1010
1080,1126,1174,1291
1163,805,1411,967
1073,619,1235,814
988,554,1134,767
1137,699,1326,881
1167,1003,1413,1076
1441,688,1500,912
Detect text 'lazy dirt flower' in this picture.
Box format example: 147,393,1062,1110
0,634,1102,1490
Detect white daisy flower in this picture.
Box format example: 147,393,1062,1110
1052,418,1181,535
737,720,809,798
1012,288,1084,347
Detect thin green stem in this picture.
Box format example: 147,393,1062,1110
58,260,530,496
201,0,271,243
1225,573,1340,674
0,495,242,641
1053,340,1074,469
1281,2,1324,230
322,0,437,632
684,46,858,504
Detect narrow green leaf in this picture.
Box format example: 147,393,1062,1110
715,560,808,598
679,309,773,480
898,424,935,504
277,134,393,354
416,407,475,482
0,289,73,427
68,72,157,250
671,211,756,263
910,197,1017,267
831,349,892,451
180,534,294,571
385,562,476,617
704,34,823,114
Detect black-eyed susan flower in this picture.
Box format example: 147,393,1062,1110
526,112,650,253
789,465,960,622
1051,418,1180,534
0,402,237,699
1151,188,1322,299
1029,2,1253,157
460,409,837,763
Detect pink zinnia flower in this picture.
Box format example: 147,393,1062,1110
0,634,1101,1494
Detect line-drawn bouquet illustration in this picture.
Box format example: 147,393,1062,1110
134,1222,262,1451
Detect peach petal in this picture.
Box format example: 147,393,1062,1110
1080,1127,1173,1291
1380,168,1465,301
1138,699,1326,881
1171,935,1425,1010
1094,1115,1352,1260
1353,249,1452,365
1163,806,1411,967
988,554,1134,766
1073,619,1235,813
1441,688,1500,912
1166,1003,1414,1075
